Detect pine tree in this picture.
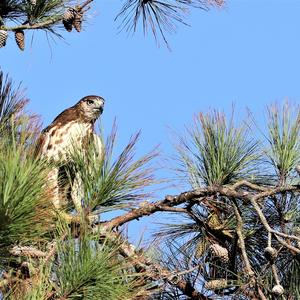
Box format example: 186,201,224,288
1,1,300,299
1,69,300,299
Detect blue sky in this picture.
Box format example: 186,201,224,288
1,0,300,241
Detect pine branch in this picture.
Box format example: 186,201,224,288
96,228,212,300
102,181,300,229
250,197,300,254
1,15,61,31
232,202,254,277
0,0,93,32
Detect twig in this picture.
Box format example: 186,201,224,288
155,206,189,214
250,198,300,253
271,265,280,285
232,202,255,277
257,287,268,300
77,0,93,12
252,185,299,201
267,231,272,248
231,180,268,192
168,265,201,282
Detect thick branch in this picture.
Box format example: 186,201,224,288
103,186,248,229
103,183,300,230
252,185,299,201
1,16,61,31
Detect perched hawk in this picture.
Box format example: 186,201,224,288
36,95,105,213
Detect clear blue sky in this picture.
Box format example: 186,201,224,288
1,0,300,241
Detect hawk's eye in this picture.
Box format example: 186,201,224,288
86,100,94,105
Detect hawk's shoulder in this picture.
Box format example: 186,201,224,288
35,105,80,158
50,105,80,128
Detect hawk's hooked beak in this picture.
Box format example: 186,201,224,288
94,98,105,114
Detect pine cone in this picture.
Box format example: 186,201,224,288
0,30,8,48
73,12,83,33
272,284,284,296
264,246,277,262
208,243,229,263
15,30,25,51
195,240,206,258
63,8,76,21
205,279,227,290
63,8,76,32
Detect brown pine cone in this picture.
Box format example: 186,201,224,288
208,243,229,263
73,12,83,33
63,8,76,32
0,30,8,48
205,279,227,290
15,30,25,51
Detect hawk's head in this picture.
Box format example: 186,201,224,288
76,95,105,122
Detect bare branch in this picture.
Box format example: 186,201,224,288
232,202,255,277
250,197,300,254
102,183,300,229
102,186,248,229
231,180,268,192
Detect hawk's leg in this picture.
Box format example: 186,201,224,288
71,172,84,213
71,173,98,224
47,168,61,209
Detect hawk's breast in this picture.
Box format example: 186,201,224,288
41,121,93,161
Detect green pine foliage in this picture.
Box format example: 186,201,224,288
0,0,70,24
54,231,139,300
175,110,260,187
0,71,54,265
0,135,54,248
266,102,300,184
69,123,159,212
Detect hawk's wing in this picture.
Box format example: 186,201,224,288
35,126,53,159
92,133,104,160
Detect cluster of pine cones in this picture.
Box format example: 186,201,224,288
0,0,36,50
62,7,83,33
0,29,25,50
0,0,83,51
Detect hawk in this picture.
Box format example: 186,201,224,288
36,95,105,214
